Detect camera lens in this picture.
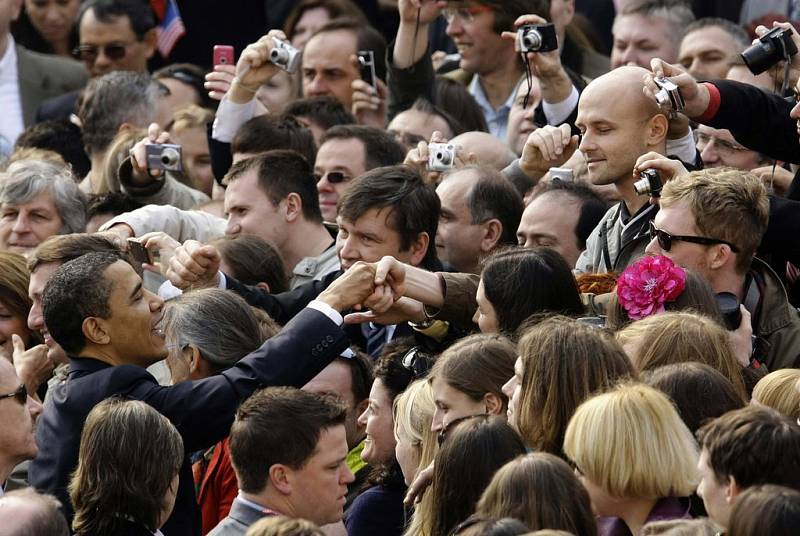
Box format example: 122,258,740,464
522,30,542,51
271,48,288,63
633,177,650,196
161,148,179,167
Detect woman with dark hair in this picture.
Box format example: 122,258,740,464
282,0,366,48
68,398,183,536
0,252,36,358
475,453,597,536
211,235,289,294
727,485,800,536
429,416,527,536
11,0,80,57
346,339,431,536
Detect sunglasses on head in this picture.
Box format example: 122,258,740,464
648,221,740,253
0,383,27,406
401,347,432,380
72,43,131,63
313,171,350,184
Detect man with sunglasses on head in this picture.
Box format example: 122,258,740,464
0,357,42,496
647,167,800,370
36,0,156,122
0,0,86,147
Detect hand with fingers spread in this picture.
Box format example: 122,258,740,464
139,232,181,277
129,123,172,186
9,334,52,399
645,59,709,119
166,240,222,290
351,76,388,128
519,123,579,178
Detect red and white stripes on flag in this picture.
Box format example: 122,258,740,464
152,0,186,58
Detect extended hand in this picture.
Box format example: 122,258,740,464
166,240,222,290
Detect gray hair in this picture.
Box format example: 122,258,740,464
78,71,164,156
617,0,696,44
685,17,751,51
162,288,266,369
0,159,87,234
0,487,69,536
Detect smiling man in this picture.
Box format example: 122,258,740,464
611,0,694,69
29,250,372,534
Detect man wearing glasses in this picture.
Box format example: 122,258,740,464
0,357,42,496
647,167,800,370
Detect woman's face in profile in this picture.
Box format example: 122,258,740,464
472,279,500,333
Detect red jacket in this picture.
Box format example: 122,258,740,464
192,437,238,535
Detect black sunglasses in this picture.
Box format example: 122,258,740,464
0,383,27,405
401,347,431,380
72,43,130,62
648,221,740,253
437,413,488,446
313,171,350,184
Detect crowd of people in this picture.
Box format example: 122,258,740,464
1,0,800,535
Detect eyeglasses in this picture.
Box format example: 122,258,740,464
313,171,350,184
0,383,27,406
72,42,135,63
437,413,488,446
648,221,740,253
401,347,431,379
442,4,494,23
694,131,750,157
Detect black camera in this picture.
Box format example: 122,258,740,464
633,169,662,197
716,292,742,331
358,50,377,90
145,143,182,172
741,27,798,75
516,23,558,53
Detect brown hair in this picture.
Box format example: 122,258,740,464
0,251,34,332
27,233,124,272
727,485,800,536
615,311,747,400
282,0,366,39
476,453,597,535
429,333,516,410
229,387,348,494
69,398,183,534
641,518,722,535
696,406,800,490
212,235,289,294
516,316,636,455
660,167,769,274
752,369,800,421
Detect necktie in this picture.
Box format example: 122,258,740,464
366,323,388,358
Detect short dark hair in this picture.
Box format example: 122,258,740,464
283,0,367,41
231,114,317,165
535,181,609,250
14,119,91,179
433,78,489,134
457,166,524,248
229,387,348,493
478,0,550,33
697,406,800,490
77,0,156,38
343,351,374,404
211,235,289,294
224,150,323,224
311,17,387,81
86,192,143,222
27,233,125,272
644,362,745,436
685,17,750,50
409,98,466,138
728,485,800,536
481,247,585,335
42,252,124,355
319,124,406,171
285,96,356,131
338,165,440,269
153,63,216,110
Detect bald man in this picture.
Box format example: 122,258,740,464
451,131,517,172
573,66,669,273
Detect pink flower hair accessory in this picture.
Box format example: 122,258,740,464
616,255,686,320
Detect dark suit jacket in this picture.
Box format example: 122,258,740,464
29,308,348,536
16,45,87,126
82,517,159,536
35,89,80,123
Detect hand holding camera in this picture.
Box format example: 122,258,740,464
351,51,388,128
228,30,289,103
747,22,800,75
632,151,688,203
129,123,183,186
644,59,709,119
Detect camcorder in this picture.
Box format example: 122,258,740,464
741,27,798,75
270,38,301,73
145,143,182,172
516,23,558,53
633,169,662,197
428,143,457,172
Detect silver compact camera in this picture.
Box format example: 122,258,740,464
270,38,301,74
427,143,457,172
145,143,182,172
653,77,685,115
516,23,558,53
549,167,574,182
633,169,662,197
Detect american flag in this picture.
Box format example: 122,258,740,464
151,0,186,58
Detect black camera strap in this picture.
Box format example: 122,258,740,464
521,53,534,109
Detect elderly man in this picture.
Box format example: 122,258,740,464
0,160,86,255
0,357,42,494
0,488,68,535
611,0,695,69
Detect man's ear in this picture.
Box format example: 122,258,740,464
188,346,216,378
269,464,293,496
708,243,734,271
83,317,110,346
484,392,504,416
480,219,503,253
255,281,271,292
646,114,669,146
408,232,430,267
283,193,303,223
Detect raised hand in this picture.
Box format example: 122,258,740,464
166,240,222,290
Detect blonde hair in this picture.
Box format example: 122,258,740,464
752,369,800,421
563,383,699,499
99,128,146,194
394,380,438,536
244,516,323,536
615,311,747,400
171,105,214,134
660,167,768,274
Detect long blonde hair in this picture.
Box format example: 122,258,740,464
752,369,800,421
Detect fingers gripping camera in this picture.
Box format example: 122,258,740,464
270,38,301,74
428,143,457,172
653,77,685,117
516,23,558,53
145,144,183,172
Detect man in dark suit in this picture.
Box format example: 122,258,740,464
29,250,379,536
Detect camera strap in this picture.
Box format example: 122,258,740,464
521,53,534,109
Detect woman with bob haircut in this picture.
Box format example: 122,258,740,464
428,333,515,432
727,484,800,536
751,369,800,421
69,398,183,536
393,379,437,536
615,311,747,400
0,252,38,357
563,383,699,536
429,416,526,536
475,453,597,536
503,316,636,456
